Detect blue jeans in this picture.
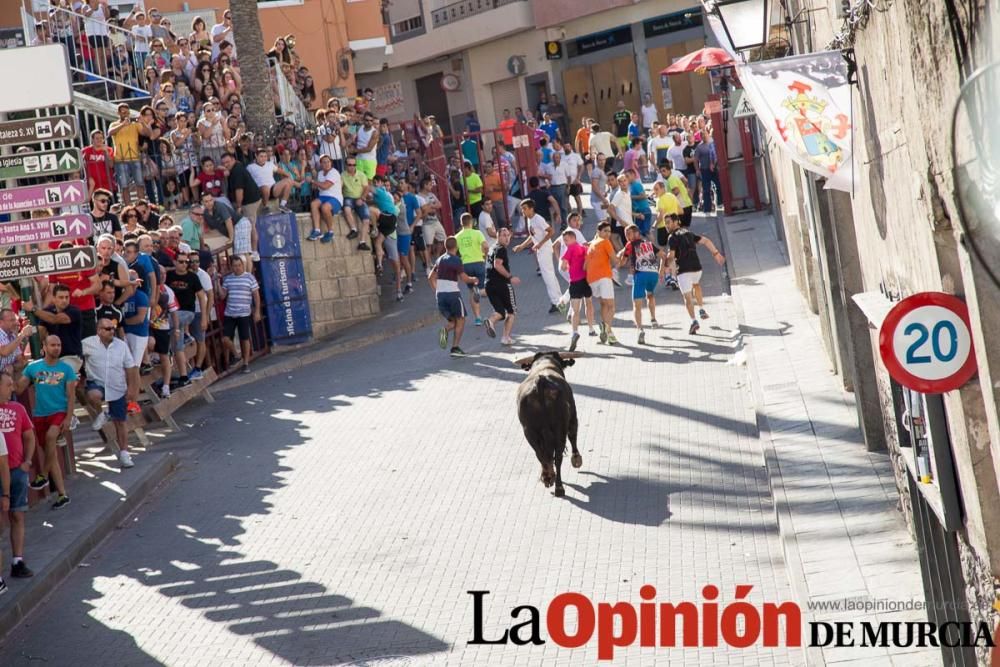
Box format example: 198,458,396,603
700,168,722,212
115,160,143,189
550,184,567,222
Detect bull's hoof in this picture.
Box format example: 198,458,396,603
541,473,555,488
554,486,566,497
571,454,583,468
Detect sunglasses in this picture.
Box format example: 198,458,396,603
176,260,189,264
99,326,116,331
95,198,110,205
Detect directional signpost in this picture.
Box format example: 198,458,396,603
0,115,77,146
0,214,92,246
0,246,96,281
0,180,87,215
0,148,80,180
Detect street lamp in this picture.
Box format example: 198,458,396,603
703,0,772,53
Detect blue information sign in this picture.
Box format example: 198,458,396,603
257,212,312,345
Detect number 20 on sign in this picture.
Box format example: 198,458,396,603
878,292,978,394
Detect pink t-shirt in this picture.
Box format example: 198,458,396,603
0,400,32,469
563,242,588,282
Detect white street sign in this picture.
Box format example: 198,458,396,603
732,90,755,118
0,45,73,113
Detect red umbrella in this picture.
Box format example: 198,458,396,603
661,47,734,75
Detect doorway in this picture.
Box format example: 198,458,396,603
415,72,453,137
490,77,522,126
524,73,549,120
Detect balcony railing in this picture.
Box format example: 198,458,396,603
430,0,525,28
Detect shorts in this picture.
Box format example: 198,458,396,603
568,183,583,196
397,234,412,256
656,227,670,247
151,329,172,355
376,164,390,177
189,312,205,342
343,197,367,219
175,311,195,352
88,35,110,48
486,282,516,318
590,277,614,300
436,292,465,321
242,200,261,225
85,381,127,422
125,333,148,365
463,262,485,292
223,315,252,341
617,137,629,151
413,227,426,251
381,234,399,262
677,270,703,295
9,467,28,513
569,279,592,299
422,219,446,246
33,412,66,437
681,206,693,228
234,218,252,255
632,271,659,300
377,213,397,237
319,195,343,214
356,158,377,179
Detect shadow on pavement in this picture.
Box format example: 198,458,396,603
563,471,690,526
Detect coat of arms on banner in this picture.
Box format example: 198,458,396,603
776,81,850,174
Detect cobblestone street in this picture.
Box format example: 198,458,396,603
0,216,803,666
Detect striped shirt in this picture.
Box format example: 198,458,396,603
223,272,259,318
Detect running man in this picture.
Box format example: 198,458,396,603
483,228,520,346
429,237,478,357
553,212,594,334
513,199,563,314
559,229,595,352
618,224,666,345
585,221,619,344
662,215,726,335
454,212,489,326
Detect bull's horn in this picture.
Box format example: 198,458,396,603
558,352,586,359
512,355,537,367
511,351,587,366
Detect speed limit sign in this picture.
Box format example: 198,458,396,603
878,292,978,393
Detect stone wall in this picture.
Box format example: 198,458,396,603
295,213,379,339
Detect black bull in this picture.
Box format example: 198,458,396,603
516,351,582,497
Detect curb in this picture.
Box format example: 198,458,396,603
0,451,179,641
719,217,823,667
213,310,440,394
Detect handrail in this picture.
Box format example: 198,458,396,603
430,0,526,28
269,57,314,129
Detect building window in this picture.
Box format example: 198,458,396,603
258,0,305,7
392,15,424,35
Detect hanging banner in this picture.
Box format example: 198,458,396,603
734,51,854,191
370,81,405,117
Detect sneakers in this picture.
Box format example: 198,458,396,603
500,336,514,346
29,474,48,491
588,329,598,337
569,332,580,352
699,308,709,320
449,346,466,357
474,317,483,327
607,333,619,345
395,291,404,302
689,320,700,335
637,329,646,345
160,384,171,399
484,318,496,338
403,282,413,295
347,228,359,240
357,242,371,251
10,561,33,578
321,232,335,244
139,363,154,375
599,322,608,344
278,201,291,213
664,275,678,290
650,319,658,328
250,251,261,262
183,333,195,347
127,401,141,415
307,229,323,241
556,302,569,316
438,327,448,349
189,368,204,381
173,377,192,389
51,495,70,510
241,365,251,375
118,450,134,468
69,415,80,430
91,410,109,432
612,271,622,287
548,304,560,314
471,286,481,303
626,274,634,286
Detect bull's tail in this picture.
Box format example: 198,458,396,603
530,376,571,456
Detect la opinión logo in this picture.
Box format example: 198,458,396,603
467,586,996,660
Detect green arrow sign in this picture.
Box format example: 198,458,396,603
0,148,81,180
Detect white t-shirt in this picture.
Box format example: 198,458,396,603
318,125,343,160
84,4,110,37
540,161,567,186
479,210,496,246
247,161,277,188
132,24,153,52
316,168,343,201
641,103,659,128
562,151,584,183
648,136,672,162
528,214,552,251
194,267,214,319
667,145,687,172
354,125,377,161
589,132,615,157
611,190,633,226
210,23,235,60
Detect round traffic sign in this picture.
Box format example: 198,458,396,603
878,292,978,393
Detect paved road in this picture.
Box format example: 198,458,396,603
0,214,801,666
